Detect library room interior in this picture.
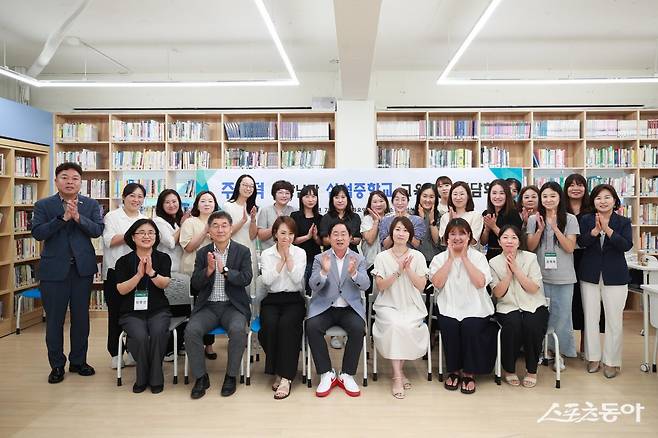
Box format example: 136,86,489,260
1,0,658,436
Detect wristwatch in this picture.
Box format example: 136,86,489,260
148,271,158,279
222,266,229,276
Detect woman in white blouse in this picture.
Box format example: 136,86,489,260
438,181,484,245
490,224,548,388
153,189,190,360
258,216,307,400
360,190,389,296
429,218,496,395
102,182,146,368
179,190,220,359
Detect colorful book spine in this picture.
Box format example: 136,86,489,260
587,175,635,197
14,210,34,232
14,264,36,288
224,122,277,140
640,176,658,196
14,183,37,204
15,237,38,260
56,149,99,170
586,119,637,138
533,148,566,168
639,119,658,138
640,204,658,225
428,120,477,139
14,156,41,177
534,176,567,187
281,150,327,168
167,121,211,141
377,148,411,168
641,231,658,251
377,121,426,139
114,179,165,198
480,121,530,139
169,150,211,169
533,120,580,138
639,144,658,167
112,120,165,141
112,150,167,170
480,146,510,168
429,148,473,168
585,146,635,168
224,148,278,168
56,123,99,142
280,122,330,140
80,179,108,198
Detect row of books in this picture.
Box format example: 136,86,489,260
280,122,330,140
533,120,580,138
377,121,426,139
14,210,33,232
13,293,38,316
428,119,477,139
56,123,99,142
168,121,212,141
618,204,633,219
587,175,635,197
534,176,567,187
281,150,327,168
15,237,38,260
585,146,636,168
80,179,109,198
377,148,411,168
480,121,530,139
639,204,658,225
112,150,167,170
113,179,165,198
639,119,658,138
585,119,637,138
15,156,41,178
111,120,165,142
15,264,37,288
225,149,278,169
638,144,658,167
56,150,100,170
225,122,277,141
533,148,566,168
0,153,5,175
14,183,37,205
481,146,510,168
169,150,211,169
640,177,658,196
641,232,658,251
429,148,473,168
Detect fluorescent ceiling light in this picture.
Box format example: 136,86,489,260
0,0,298,88
436,0,658,85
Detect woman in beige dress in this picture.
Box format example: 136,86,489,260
372,216,429,399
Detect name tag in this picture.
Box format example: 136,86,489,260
134,289,148,311
544,252,558,270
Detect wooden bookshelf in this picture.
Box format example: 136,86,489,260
0,138,49,337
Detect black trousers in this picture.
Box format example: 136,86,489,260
258,292,306,380
496,307,549,374
438,315,497,374
103,268,121,357
40,265,93,368
120,309,171,387
306,306,365,375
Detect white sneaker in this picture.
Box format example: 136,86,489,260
552,356,566,372
163,352,175,362
110,355,125,369
124,352,136,367
316,369,337,397
338,372,361,397
330,336,344,349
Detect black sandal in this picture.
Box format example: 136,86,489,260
460,376,476,394
444,373,460,391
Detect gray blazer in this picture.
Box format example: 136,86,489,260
308,248,370,321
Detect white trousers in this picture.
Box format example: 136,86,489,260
580,277,628,367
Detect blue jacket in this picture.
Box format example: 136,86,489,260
32,193,104,281
577,212,633,285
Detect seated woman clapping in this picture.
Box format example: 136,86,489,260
115,219,172,394
489,225,548,388
429,218,496,395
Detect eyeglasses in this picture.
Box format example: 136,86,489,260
134,231,156,237
240,183,255,189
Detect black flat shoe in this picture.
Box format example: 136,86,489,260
221,375,237,397
69,363,95,376
191,374,210,399
150,385,164,394
48,367,65,384
132,383,147,393
204,351,218,360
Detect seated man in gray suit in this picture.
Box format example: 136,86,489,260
307,221,370,397
185,211,253,399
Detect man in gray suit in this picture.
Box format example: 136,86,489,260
185,211,253,399
307,221,370,397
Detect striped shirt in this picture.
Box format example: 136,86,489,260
209,241,231,302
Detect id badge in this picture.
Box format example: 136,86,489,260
134,289,148,311
544,252,558,270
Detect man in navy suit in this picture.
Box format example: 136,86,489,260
32,162,104,384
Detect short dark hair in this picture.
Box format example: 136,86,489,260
443,217,475,245
388,216,414,244
329,220,351,236
190,190,219,217
208,210,233,226
55,162,83,177
124,218,160,251
272,216,297,241
391,187,410,201
271,180,294,199
518,185,540,212
448,181,475,212
364,190,389,217
498,224,525,250
589,184,621,211
122,182,146,199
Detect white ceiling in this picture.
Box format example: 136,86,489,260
0,0,657,94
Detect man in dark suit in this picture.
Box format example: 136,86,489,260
185,211,253,399
31,162,104,384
